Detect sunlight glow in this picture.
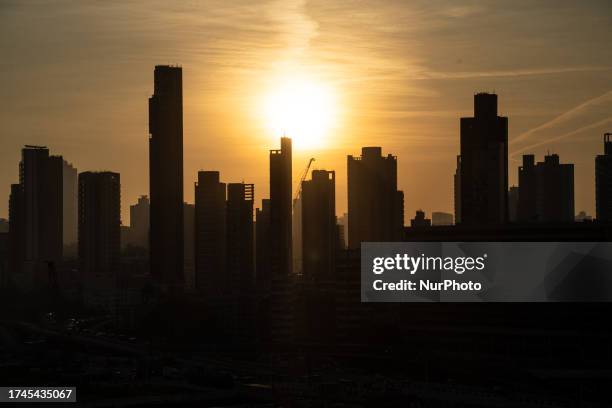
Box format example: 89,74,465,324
261,75,338,149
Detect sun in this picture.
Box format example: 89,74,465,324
261,75,338,149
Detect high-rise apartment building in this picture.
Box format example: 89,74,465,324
269,137,292,276
518,154,574,223
78,172,121,278
347,147,404,248
149,65,184,288
301,170,336,280
459,93,508,225
194,171,226,294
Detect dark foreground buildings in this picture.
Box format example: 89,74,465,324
459,93,508,225
149,65,184,289
596,133,612,223
518,154,574,223
347,147,404,248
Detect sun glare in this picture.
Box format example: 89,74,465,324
261,76,338,149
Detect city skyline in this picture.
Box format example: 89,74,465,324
1,4,612,405
2,1,612,222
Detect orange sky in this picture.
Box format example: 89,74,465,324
2,1,612,223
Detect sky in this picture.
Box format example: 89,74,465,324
1,0,612,223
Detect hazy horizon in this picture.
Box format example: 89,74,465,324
2,0,612,223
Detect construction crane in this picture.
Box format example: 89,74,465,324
294,157,315,205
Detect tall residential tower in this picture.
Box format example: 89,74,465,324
347,147,404,248
149,65,184,289
269,137,293,276
459,93,508,225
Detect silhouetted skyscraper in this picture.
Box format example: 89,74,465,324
195,171,226,295
20,146,63,284
459,93,508,225
149,65,184,289
596,133,612,223
269,137,292,276
62,160,78,248
78,172,121,278
301,170,336,280
130,195,150,250
518,154,574,223
227,183,254,292
347,147,404,248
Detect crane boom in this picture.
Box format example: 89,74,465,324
294,157,315,203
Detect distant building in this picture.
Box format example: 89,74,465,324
410,210,431,228
432,211,454,226
226,183,254,292
301,170,336,280
347,147,404,248
183,202,195,291
62,160,78,248
78,172,121,279
508,186,519,222
194,171,226,295
454,156,461,224
129,195,150,249
459,93,508,225
149,65,184,289
518,154,574,223
575,211,592,222
596,133,612,223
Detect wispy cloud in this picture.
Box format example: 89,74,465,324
511,90,612,146
415,66,612,80
512,117,612,157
